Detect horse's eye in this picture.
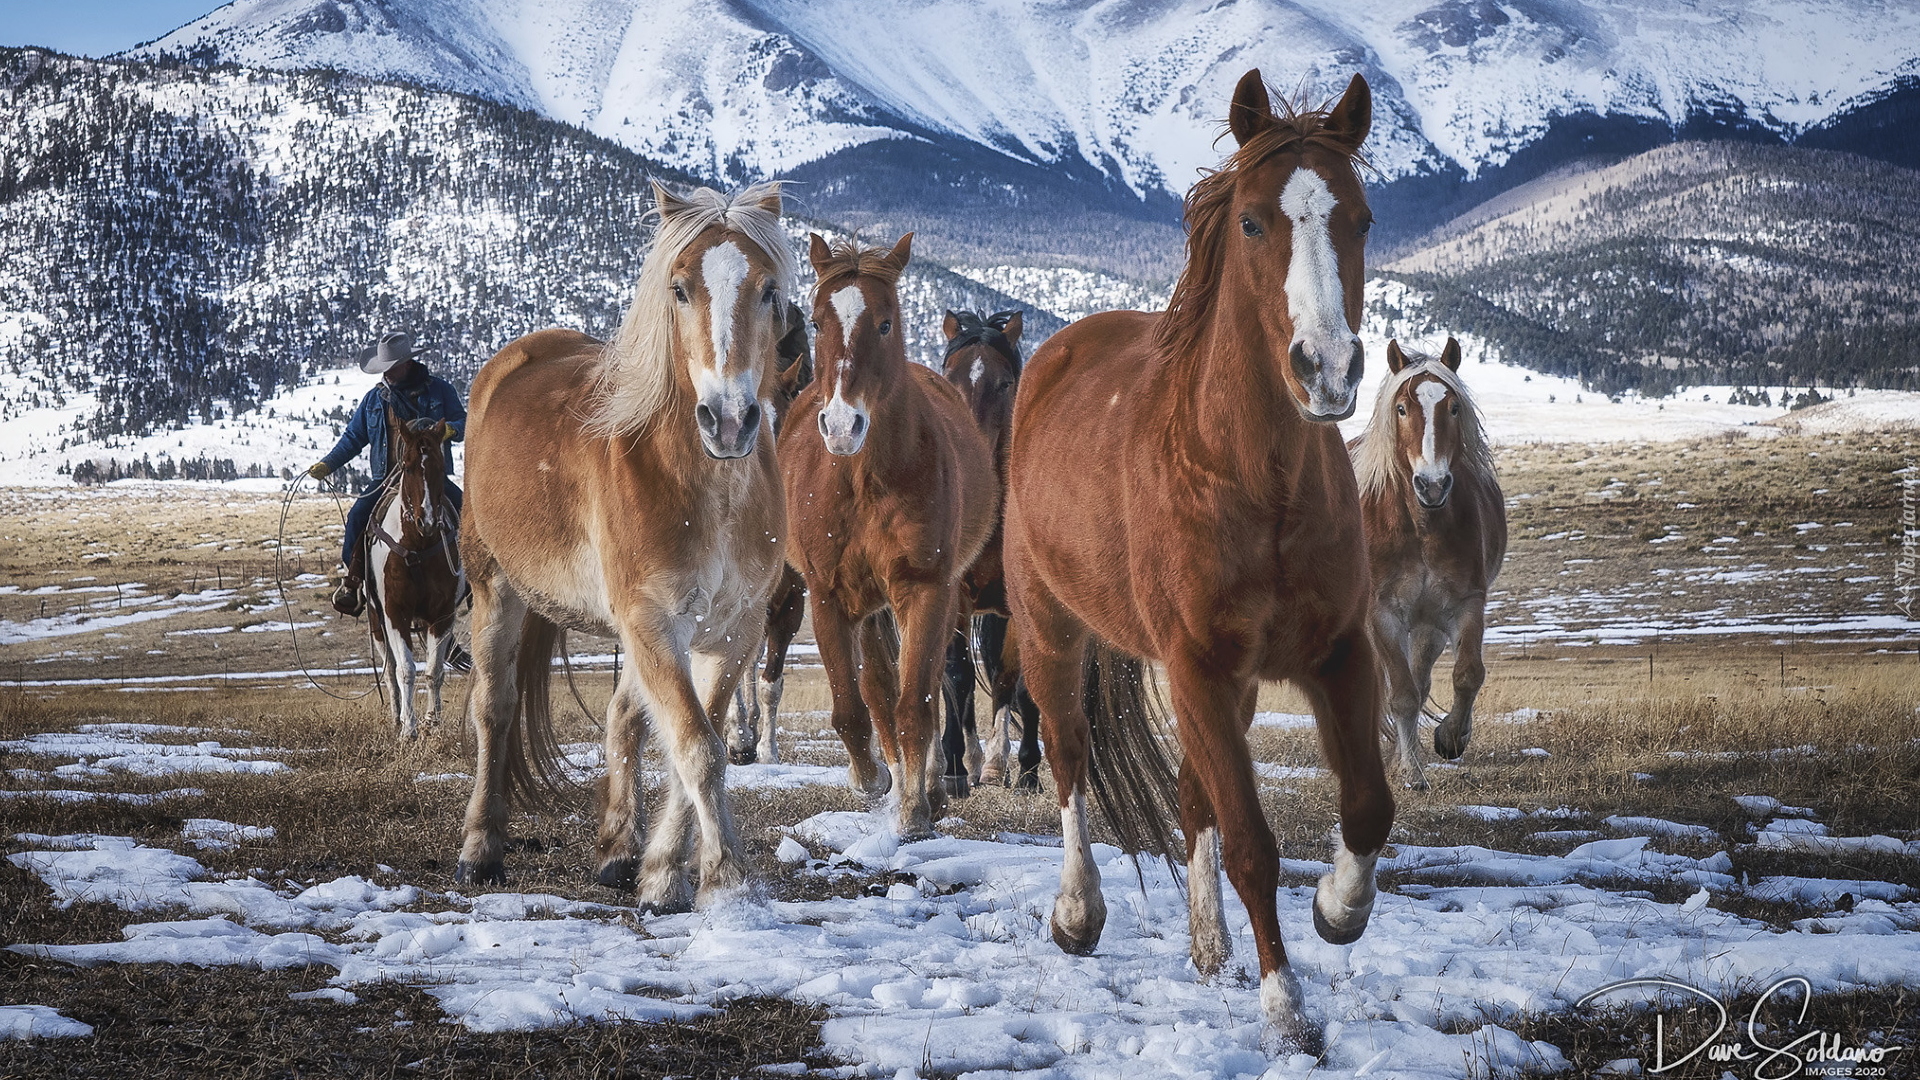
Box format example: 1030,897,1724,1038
809,319,819,331
1358,216,1373,236
878,320,892,336
1396,403,1406,416
762,285,778,305
1450,402,1459,416
1241,217,1262,238
672,283,689,303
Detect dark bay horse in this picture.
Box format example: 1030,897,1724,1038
1001,71,1391,1051
938,309,1041,794
457,182,794,904
366,411,462,740
729,302,814,766
1349,338,1507,789
780,234,999,840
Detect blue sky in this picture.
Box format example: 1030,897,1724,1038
0,2,223,57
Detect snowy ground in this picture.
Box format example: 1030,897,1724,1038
6,722,1917,1075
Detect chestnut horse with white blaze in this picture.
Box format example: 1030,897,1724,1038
456,182,794,905
1349,338,1506,790
365,411,463,741
780,234,999,841
1002,71,1392,1052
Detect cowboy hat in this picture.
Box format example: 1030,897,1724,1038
357,331,428,374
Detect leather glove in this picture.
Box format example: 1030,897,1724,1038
440,421,458,441
307,462,332,480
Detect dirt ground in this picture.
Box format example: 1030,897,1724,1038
3,429,1918,1077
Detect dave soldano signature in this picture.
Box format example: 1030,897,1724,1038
1578,977,1906,1079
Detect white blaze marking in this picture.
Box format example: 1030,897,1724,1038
969,356,985,386
1414,378,1450,474
829,285,865,352
1280,169,1357,395
701,241,749,370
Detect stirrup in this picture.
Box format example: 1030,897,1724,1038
331,579,365,618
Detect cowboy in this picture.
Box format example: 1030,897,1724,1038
307,331,467,617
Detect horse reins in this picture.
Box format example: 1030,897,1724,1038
275,471,390,703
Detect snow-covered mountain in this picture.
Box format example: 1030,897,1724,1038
136,0,1920,198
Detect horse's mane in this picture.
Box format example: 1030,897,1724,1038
944,310,1022,369
588,181,797,437
1155,97,1367,360
1351,350,1494,501
812,237,904,293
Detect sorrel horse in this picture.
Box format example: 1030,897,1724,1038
1349,338,1507,789
364,411,463,741
1001,71,1392,1051
938,309,1041,794
728,302,814,766
456,182,794,903
780,234,999,840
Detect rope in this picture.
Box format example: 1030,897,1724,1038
275,472,385,702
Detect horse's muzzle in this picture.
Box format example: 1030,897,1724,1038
1414,471,1453,509
818,401,868,456
1290,339,1365,422
696,398,761,459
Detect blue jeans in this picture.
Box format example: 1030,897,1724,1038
343,481,462,569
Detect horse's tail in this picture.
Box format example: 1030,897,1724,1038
501,610,580,811
1083,643,1182,868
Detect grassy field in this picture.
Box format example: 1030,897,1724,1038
3,429,1918,1078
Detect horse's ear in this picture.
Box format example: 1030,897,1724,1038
1323,73,1372,153
1228,68,1274,147
651,180,688,217
1001,311,1023,345
1386,339,1408,375
1441,337,1462,371
942,310,961,341
807,233,832,271
755,183,782,216
884,232,914,271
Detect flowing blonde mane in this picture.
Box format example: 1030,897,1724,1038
587,181,797,437
1351,349,1493,500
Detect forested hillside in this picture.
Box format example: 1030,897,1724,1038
1381,142,1920,395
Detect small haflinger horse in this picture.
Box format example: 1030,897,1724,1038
780,233,999,841
1001,71,1392,1052
456,181,793,905
938,309,1042,794
1349,338,1507,790
364,412,463,741
728,301,815,767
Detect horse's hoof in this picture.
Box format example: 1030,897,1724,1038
1312,883,1374,945
594,858,638,892
1434,722,1469,761
1050,917,1100,956
1266,1016,1325,1060
1015,768,1041,793
728,745,757,766
977,764,1005,787
941,773,971,799
455,859,505,886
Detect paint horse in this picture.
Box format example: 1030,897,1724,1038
456,182,793,905
728,301,814,766
780,234,999,840
365,411,463,740
1001,71,1392,1052
938,309,1042,794
1349,338,1506,790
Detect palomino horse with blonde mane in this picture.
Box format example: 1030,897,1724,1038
780,234,998,840
365,411,463,741
938,309,1042,794
1349,338,1507,790
456,182,794,903
1002,71,1392,1051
